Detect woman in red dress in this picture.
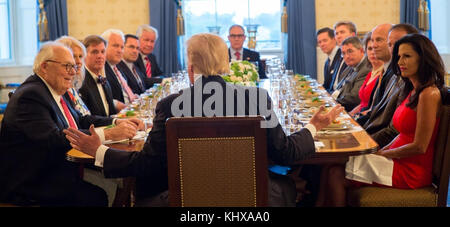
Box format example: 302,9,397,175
316,34,446,206
349,32,384,116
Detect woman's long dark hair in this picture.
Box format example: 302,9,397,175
391,34,445,109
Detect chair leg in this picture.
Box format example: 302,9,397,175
112,177,136,207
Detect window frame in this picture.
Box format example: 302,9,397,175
182,0,285,54
0,0,13,65
0,0,38,67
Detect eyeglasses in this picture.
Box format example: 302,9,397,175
341,48,357,57
46,60,79,73
229,34,245,39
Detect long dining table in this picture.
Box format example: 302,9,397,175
67,74,378,165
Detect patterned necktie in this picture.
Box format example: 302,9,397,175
234,52,241,60
60,97,78,129
113,66,136,103
144,56,152,78
132,65,144,90
97,75,107,85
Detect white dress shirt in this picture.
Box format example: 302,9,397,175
86,66,110,116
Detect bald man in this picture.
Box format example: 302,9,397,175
362,24,420,147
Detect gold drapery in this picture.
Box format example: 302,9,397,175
176,0,185,36
281,0,288,33
418,0,430,31
38,0,49,42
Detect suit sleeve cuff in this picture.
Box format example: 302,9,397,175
304,123,317,137
94,145,109,167
94,127,106,142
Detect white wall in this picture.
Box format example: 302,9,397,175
316,47,327,84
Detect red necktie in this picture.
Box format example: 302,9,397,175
144,56,152,78
234,52,241,60
60,97,78,129
113,66,136,103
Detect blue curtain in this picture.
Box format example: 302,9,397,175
149,0,180,74
44,0,68,40
400,0,420,28
286,0,317,78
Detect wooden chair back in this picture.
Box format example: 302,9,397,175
166,116,268,207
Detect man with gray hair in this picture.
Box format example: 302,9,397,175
134,25,164,88
333,36,371,112
0,42,122,206
227,24,266,79
102,29,137,107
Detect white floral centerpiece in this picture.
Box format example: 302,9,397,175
222,60,259,86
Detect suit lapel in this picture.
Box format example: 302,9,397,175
336,67,354,89
135,54,146,76
242,48,249,61
103,80,116,115
85,70,108,116
330,49,342,74
34,75,74,130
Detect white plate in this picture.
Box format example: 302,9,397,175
103,131,148,144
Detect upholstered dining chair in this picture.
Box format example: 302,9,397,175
166,116,268,207
347,88,450,207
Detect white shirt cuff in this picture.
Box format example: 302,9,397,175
94,145,109,167
304,123,317,137
94,127,106,142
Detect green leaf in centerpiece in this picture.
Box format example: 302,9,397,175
105,124,115,129
250,72,258,81
222,75,231,82
225,60,259,86
126,110,136,116
312,97,321,102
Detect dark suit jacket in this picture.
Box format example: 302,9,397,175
134,53,164,89
367,65,395,110
79,68,117,117
0,74,113,203
105,63,126,103
323,49,343,93
363,74,405,137
336,57,372,112
229,48,267,79
102,76,315,199
117,61,146,95
356,66,395,125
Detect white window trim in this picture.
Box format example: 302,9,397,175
0,0,37,67
0,0,13,65
0,0,36,85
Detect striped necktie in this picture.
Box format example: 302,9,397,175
113,65,136,103
144,56,152,78
132,65,145,90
